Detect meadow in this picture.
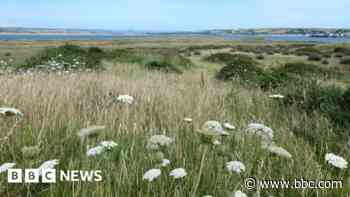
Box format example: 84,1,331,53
0,38,350,197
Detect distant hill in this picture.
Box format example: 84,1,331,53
211,28,350,35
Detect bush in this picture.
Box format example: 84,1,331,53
322,60,329,65
4,52,11,57
203,53,243,64
334,53,344,58
323,53,331,58
215,54,263,82
256,55,265,60
18,44,104,71
340,57,350,65
87,47,104,54
258,70,293,90
334,47,350,54
193,51,201,56
145,60,182,74
283,82,350,129
295,47,321,56
277,62,330,77
307,54,322,61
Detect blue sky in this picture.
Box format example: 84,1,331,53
1,0,349,31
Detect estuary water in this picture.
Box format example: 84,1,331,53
1,33,350,43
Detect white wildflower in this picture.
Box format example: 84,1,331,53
117,95,135,104
143,169,161,182
269,94,284,99
86,146,105,157
198,121,230,136
37,159,59,175
234,190,247,197
265,144,292,159
146,135,174,150
0,163,16,173
223,122,235,130
184,118,193,123
170,168,187,179
161,159,171,167
0,107,23,117
203,195,213,197
78,126,106,138
325,153,348,169
226,161,246,174
246,123,274,143
99,141,118,150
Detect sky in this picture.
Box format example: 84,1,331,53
1,0,349,31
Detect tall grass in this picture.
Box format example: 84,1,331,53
0,62,348,197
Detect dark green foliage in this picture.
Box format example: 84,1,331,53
295,47,322,56
322,53,331,58
193,51,201,56
277,62,330,77
215,54,263,81
334,47,350,54
258,70,294,90
322,60,329,65
87,46,104,54
4,52,11,57
334,53,344,58
283,81,350,129
307,54,322,61
109,48,192,72
145,60,182,73
204,53,257,65
340,56,350,65
256,54,265,60
19,44,104,70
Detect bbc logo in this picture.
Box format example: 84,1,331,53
8,169,56,183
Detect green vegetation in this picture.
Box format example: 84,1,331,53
205,53,264,82
13,45,193,74
18,45,105,71
340,56,350,65
1,40,350,197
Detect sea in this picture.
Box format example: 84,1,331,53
0,33,350,44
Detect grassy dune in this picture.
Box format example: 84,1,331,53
0,39,350,196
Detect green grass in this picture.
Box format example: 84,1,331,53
1,41,350,197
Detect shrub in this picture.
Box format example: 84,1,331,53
145,60,182,74
18,44,106,71
340,57,350,65
307,54,322,61
322,60,329,65
295,47,321,56
215,54,263,82
334,47,350,54
203,53,242,64
258,70,293,90
87,47,104,54
277,62,330,77
193,51,201,56
283,82,350,129
4,52,11,57
334,53,344,58
323,53,331,58
256,55,265,60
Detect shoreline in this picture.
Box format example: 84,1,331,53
0,32,116,36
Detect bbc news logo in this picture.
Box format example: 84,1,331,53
7,169,103,183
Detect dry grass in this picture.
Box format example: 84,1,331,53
0,40,349,196
0,62,347,196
